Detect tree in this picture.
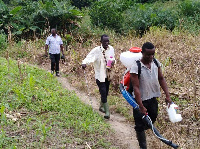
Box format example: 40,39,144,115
71,0,97,9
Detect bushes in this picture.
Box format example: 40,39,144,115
121,3,178,34
0,33,7,51
90,0,179,35
71,0,97,9
177,0,200,34
2,0,200,38
0,0,83,40
134,0,170,3
89,0,200,35
179,0,200,17
90,0,126,32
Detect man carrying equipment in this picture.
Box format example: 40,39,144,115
82,35,115,119
130,42,172,149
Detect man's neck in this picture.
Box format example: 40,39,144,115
141,58,151,65
101,45,108,50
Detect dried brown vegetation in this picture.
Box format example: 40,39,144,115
61,28,200,149
6,27,200,148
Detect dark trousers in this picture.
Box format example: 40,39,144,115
49,53,60,72
133,97,158,132
96,78,110,103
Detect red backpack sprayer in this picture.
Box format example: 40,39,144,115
119,47,179,149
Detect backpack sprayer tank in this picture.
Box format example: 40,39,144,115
120,47,142,69
119,47,179,149
120,47,142,91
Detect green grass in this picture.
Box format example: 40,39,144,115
0,57,115,148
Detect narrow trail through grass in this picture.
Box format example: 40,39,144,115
39,64,139,149
57,75,139,149
0,57,125,148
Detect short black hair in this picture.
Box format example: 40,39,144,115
101,34,109,42
142,42,155,53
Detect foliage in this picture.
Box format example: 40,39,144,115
178,0,200,17
0,56,114,148
33,0,83,36
90,0,131,32
1,24,200,148
1,0,200,38
134,0,171,3
123,3,179,35
0,33,7,51
71,0,97,9
177,0,200,34
89,0,180,34
0,0,82,40
89,0,200,35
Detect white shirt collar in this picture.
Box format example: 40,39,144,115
50,34,58,37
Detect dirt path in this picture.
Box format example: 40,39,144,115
39,63,139,148
56,76,139,149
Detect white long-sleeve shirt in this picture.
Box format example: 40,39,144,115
82,45,115,82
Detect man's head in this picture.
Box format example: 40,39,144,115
51,28,56,36
141,42,155,63
101,34,109,50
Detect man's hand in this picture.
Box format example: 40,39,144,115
139,105,147,115
44,53,48,57
111,60,115,66
165,97,173,108
82,64,86,69
61,54,65,59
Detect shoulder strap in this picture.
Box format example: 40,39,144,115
136,59,158,78
136,60,141,78
153,58,159,67
128,59,158,94
128,60,141,94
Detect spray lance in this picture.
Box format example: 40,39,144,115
119,83,179,149
119,47,180,148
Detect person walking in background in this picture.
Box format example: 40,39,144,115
45,28,64,77
82,35,115,119
130,42,172,149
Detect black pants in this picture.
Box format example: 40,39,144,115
133,97,158,132
96,78,110,103
49,53,60,72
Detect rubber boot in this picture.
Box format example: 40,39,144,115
136,131,147,149
103,102,110,119
99,101,105,113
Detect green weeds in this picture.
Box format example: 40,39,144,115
0,57,115,148
0,33,7,51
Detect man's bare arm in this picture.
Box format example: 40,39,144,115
158,67,172,104
130,73,147,114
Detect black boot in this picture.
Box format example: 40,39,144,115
136,131,147,149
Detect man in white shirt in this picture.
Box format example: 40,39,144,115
82,35,115,119
45,28,64,77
